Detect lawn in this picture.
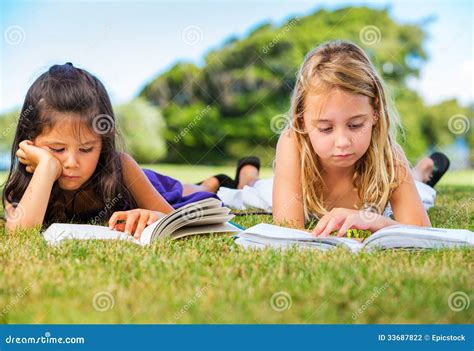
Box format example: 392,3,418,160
0,167,472,323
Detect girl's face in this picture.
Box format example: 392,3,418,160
34,113,103,191
302,88,376,173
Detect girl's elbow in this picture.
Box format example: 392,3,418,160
5,220,42,232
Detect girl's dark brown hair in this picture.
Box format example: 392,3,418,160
2,62,137,225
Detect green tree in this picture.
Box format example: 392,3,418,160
140,6,435,164
115,98,167,163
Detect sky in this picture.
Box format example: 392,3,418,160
0,0,472,114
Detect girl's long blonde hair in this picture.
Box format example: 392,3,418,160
288,40,405,220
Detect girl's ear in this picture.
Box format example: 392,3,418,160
372,111,379,125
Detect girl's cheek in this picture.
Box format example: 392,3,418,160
309,135,330,157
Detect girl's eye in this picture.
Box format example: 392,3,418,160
80,148,93,153
349,123,364,129
49,147,64,153
318,127,332,133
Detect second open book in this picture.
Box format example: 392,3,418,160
235,223,474,253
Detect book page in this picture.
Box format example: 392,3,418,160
238,223,363,252
364,225,474,250
43,223,140,246
170,221,242,240
152,198,224,237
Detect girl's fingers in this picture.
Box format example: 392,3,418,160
124,212,140,235
109,211,125,229
147,211,163,225
16,149,26,159
320,218,337,237
19,140,31,150
312,216,329,236
337,218,352,237
25,166,33,173
134,214,149,239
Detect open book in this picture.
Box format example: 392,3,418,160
43,198,242,246
234,223,474,253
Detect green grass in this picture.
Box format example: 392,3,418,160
0,167,473,324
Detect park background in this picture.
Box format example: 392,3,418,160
0,0,472,172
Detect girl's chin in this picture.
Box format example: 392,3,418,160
58,180,82,190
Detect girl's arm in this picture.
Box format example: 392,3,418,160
389,162,431,227
119,152,174,214
4,157,62,231
273,131,305,228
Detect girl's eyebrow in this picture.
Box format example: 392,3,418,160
317,114,367,122
45,140,99,145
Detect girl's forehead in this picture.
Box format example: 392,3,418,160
38,117,101,144
305,89,372,121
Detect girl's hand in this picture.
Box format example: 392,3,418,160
311,208,391,237
16,140,62,179
108,209,165,239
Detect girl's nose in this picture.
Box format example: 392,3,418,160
63,153,80,168
335,132,352,149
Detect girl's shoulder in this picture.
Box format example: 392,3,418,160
276,130,299,155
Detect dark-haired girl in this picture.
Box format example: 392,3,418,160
2,63,244,238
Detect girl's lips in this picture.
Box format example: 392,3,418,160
62,175,80,179
334,153,354,158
